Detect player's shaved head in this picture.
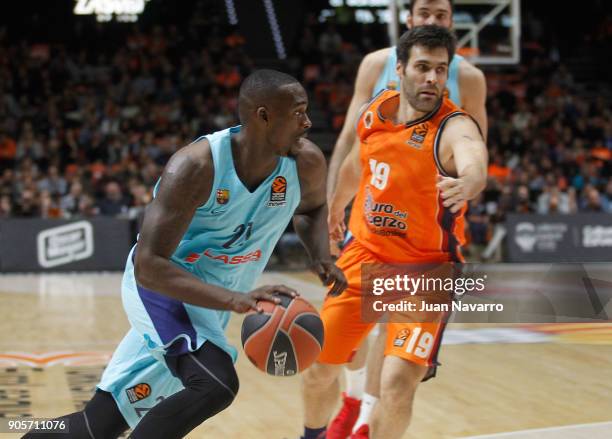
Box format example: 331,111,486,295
238,69,301,124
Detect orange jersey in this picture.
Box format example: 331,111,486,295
349,90,468,263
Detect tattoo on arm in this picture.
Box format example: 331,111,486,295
462,135,475,141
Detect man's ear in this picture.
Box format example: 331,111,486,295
256,106,268,123
395,61,405,77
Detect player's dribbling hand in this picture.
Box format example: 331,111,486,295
311,260,347,297
436,175,468,213
230,285,299,313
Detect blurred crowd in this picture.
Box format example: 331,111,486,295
0,3,246,220
0,4,610,258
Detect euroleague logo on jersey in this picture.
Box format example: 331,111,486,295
393,329,411,347
267,176,287,207
406,123,429,149
126,383,151,404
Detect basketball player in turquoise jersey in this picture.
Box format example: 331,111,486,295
322,1,487,437
24,70,346,439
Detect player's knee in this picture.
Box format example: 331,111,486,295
195,370,239,414
208,374,239,412
302,362,340,390
185,362,240,409
224,366,240,397
380,363,424,407
381,381,416,411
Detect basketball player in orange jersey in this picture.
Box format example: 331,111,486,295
325,1,487,436
328,0,486,200
300,26,487,439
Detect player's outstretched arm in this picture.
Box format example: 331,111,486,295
293,139,347,297
437,117,488,213
134,139,274,313
459,61,488,141
328,136,362,243
326,49,388,201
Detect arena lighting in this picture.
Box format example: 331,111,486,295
262,0,286,59
224,0,238,25
73,0,150,23
323,0,409,24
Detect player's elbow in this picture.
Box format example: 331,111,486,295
134,250,159,289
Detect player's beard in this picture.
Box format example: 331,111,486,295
400,76,442,113
405,86,441,113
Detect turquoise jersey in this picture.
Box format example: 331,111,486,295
99,126,302,427
156,125,301,294
373,46,464,107
122,124,301,357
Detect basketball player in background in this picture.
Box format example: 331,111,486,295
301,26,487,439
325,0,487,436
24,69,346,439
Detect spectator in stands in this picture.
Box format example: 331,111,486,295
0,129,17,171
37,165,67,196
581,185,605,212
0,168,14,196
13,189,40,217
15,127,44,165
511,100,533,132
127,182,151,221
537,185,575,214
488,152,511,184
40,190,63,219
78,193,98,217
318,22,343,57
60,180,86,217
0,194,12,218
97,181,128,217
514,185,534,213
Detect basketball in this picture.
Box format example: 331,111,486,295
241,294,324,376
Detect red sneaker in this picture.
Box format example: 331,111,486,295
348,424,369,439
326,392,362,439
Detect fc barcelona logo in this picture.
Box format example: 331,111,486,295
216,189,230,205
267,176,287,207
126,383,152,404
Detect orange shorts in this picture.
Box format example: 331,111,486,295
318,239,449,370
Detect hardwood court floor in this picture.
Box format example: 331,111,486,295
1,272,611,439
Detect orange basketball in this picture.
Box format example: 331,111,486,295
241,294,324,376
